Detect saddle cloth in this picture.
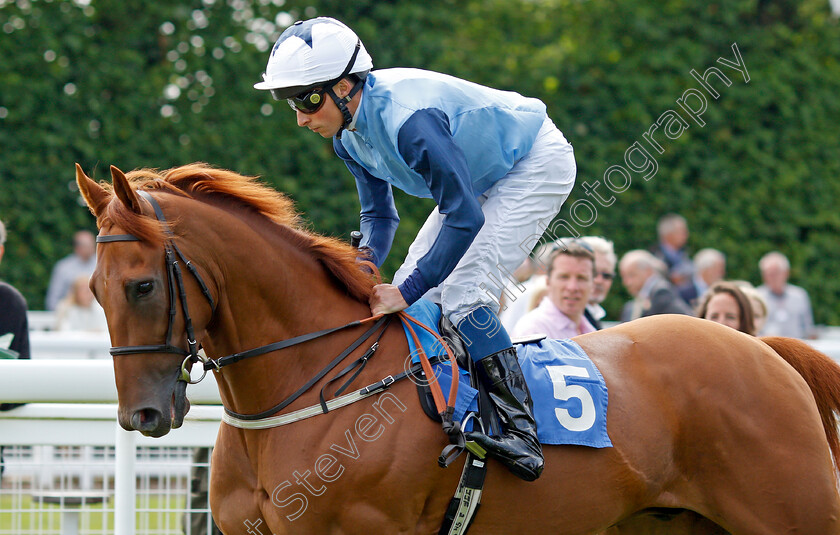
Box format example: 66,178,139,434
401,299,612,448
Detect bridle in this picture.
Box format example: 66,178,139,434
97,190,216,384
98,188,461,466
96,189,393,419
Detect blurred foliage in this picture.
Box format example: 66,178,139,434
0,0,838,325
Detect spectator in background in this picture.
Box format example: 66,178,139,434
695,281,756,335
619,249,693,322
756,251,816,339
651,213,695,303
0,219,29,363
499,242,554,332
734,281,768,335
45,230,97,311
0,218,31,480
55,275,107,332
512,240,595,339
580,236,616,330
687,248,726,306
498,255,536,313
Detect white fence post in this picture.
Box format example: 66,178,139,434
115,424,137,535
0,360,223,533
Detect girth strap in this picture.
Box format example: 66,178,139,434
439,454,487,535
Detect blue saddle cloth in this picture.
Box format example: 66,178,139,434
400,299,612,448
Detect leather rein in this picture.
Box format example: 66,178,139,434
97,190,458,425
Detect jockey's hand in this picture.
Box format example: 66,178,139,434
369,284,408,316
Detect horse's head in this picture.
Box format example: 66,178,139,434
76,164,215,437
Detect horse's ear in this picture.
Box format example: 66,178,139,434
110,165,143,214
75,163,110,218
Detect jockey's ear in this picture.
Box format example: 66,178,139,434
75,163,110,218
110,165,143,215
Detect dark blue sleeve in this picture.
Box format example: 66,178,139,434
333,138,400,267
395,108,484,305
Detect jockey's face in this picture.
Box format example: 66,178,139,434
295,97,342,137
294,79,356,138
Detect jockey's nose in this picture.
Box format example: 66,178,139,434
296,110,309,127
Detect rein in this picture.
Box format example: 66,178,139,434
97,190,459,428
358,259,459,421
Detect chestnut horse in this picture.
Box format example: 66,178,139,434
76,163,840,534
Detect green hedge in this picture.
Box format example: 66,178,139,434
1,0,838,324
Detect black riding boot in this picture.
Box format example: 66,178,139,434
465,347,544,481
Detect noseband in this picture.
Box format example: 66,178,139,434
96,190,216,384
96,190,392,421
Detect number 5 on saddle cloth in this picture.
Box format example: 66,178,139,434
402,299,612,535
403,298,613,450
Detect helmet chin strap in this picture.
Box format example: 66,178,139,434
324,38,364,139
328,78,364,138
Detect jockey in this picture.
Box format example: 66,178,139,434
256,17,576,481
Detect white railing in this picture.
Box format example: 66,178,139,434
29,331,111,360
0,360,223,535
8,320,840,534
27,311,58,332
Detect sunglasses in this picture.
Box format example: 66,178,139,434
595,271,615,280
286,87,327,114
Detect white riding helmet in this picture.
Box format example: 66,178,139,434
254,17,373,100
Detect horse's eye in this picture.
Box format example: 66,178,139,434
137,281,154,297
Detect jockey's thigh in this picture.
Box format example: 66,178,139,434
394,117,576,326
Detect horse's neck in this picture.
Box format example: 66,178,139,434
194,208,372,414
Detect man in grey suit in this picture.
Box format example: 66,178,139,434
619,249,693,322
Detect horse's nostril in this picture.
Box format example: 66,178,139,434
131,408,162,431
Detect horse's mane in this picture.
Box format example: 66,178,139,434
98,163,375,301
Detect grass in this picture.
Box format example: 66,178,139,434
0,493,209,534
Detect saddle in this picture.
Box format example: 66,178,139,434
414,314,475,425
399,300,612,534
414,311,543,436
403,300,612,449
412,312,545,535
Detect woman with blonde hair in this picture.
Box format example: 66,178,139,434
55,275,107,332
